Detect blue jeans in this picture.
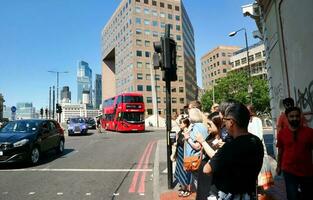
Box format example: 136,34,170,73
283,171,313,200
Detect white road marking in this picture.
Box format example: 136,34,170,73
57,192,63,195
1,168,153,172
139,193,145,196
85,193,91,196
29,192,35,195
113,193,119,196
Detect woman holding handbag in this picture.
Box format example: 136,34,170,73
173,117,192,197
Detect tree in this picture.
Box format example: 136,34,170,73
201,71,270,113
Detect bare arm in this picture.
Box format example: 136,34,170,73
203,162,213,174
276,147,283,175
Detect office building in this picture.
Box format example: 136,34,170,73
229,42,267,79
201,46,240,89
61,86,71,103
16,102,35,119
101,0,196,116
60,103,101,123
77,61,92,105
0,94,4,121
94,74,102,109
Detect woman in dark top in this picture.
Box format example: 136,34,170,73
174,117,192,197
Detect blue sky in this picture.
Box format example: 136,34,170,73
0,0,258,110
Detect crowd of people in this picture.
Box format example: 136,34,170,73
170,98,313,200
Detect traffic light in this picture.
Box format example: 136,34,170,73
56,103,62,114
45,108,48,118
40,108,43,117
153,31,177,82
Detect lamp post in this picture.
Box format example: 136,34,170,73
229,28,253,104
48,70,69,104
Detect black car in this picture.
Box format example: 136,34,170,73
86,118,96,129
0,119,65,165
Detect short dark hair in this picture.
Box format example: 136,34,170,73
219,99,238,116
283,97,294,108
180,117,190,127
225,102,250,129
285,106,301,116
208,111,222,130
189,100,202,111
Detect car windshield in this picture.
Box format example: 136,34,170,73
123,96,143,103
0,121,40,133
122,112,144,123
70,118,85,123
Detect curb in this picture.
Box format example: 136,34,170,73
153,140,161,200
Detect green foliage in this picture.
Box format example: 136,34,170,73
201,71,270,113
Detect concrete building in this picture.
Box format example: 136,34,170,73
16,102,35,119
101,0,196,116
244,0,313,128
94,74,102,109
61,86,71,103
60,103,101,123
229,42,267,79
77,61,92,105
201,46,240,89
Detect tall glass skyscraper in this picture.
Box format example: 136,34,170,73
94,74,102,109
77,61,92,104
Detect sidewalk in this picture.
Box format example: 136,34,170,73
153,140,287,200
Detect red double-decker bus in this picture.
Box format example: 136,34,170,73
100,93,145,132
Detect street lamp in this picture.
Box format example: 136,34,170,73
48,70,69,104
229,28,253,104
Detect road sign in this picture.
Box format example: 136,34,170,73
11,106,16,113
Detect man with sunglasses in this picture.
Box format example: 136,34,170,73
203,102,264,200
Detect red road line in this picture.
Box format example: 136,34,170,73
128,141,153,193
137,141,156,194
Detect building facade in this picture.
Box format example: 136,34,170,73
0,93,4,121
60,103,101,123
201,46,240,89
61,86,71,103
101,0,196,117
94,74,102,109
16,102,35,119
244,0,313,157
77,61,92,105
229,42,267,79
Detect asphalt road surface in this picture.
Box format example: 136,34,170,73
0,129,165,200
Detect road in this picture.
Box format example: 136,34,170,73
0,129,165,200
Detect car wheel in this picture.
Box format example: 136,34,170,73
29,146,40,165
56,139,64,155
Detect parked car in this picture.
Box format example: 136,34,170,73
85,118,96,129
67,117,88,136
0,119,65,165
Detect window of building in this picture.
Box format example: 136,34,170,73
241,57,247,64
217,61,220,66
160,2,164,7
152,10,157,16
175,6,180,11
235,60,240,66
160,12,165,18
136,17,141,24
145,51,150,57
152,31,158,37
160,22,165,28
152,21,158,27
216,53,219,58
144,8,150,14
172,97,177,103
175,15,180,21
136,39,142,46
168,4,172,9
146,85,152,91
146,74,151,80
171,87,176,92
176,25,180,31
144,0,148,4
147,109,153,115
137,85,143,91
248,55,254,62
178,76,183,82
136,50,142,57
157,97,161,103
137,73,143,80
146,97,152,103
179,87,184,93
222,60,226,65
176,35,181,41
144,30,150,35
155,74,160,80
152,1,157,6
144,19,150,25
223,68,227,73
145,40,150,47
168,14,172,19
135,7,141,13
179,98,184,104
137,62,143,68
222,52,226,56
255,52,262,59
145,62,150,68
262,51,266,57
136,0,140,2
136,28,142,35
156,86,161,91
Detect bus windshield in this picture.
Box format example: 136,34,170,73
123,96,143,103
